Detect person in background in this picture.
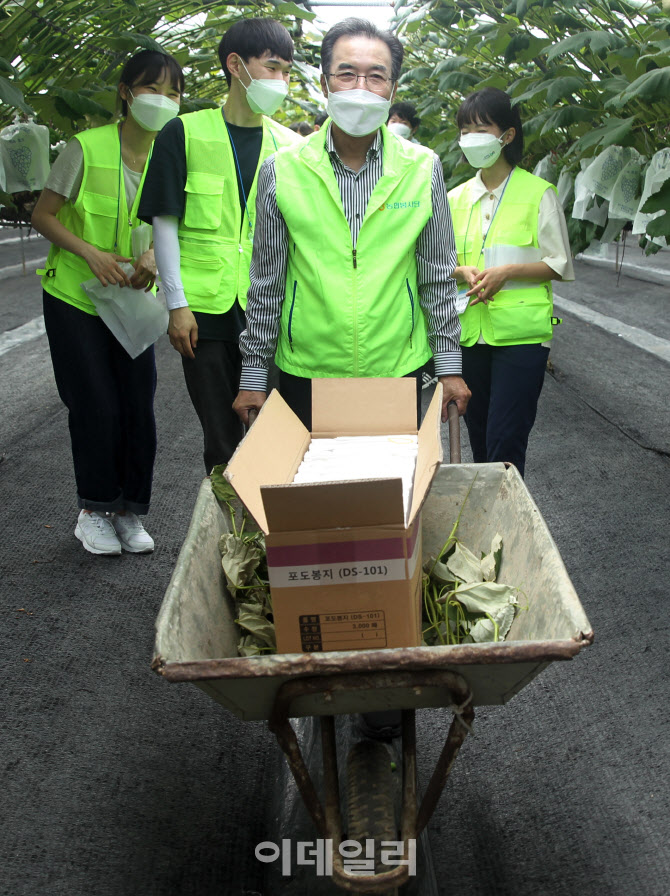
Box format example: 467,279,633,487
289,120,314,136
448,87,574,477
387,100,420,142
233,17,470,432
138,18,299,474
31,49,184,556
313,110,328,131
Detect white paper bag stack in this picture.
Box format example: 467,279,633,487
293,434,418,521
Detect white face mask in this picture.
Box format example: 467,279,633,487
326,85,391,137
387,121,411,139
240,59,289,115
128,90,179,132
458,131,508,169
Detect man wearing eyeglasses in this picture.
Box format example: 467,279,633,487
233,17,470,429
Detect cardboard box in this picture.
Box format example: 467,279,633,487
224,378,443,654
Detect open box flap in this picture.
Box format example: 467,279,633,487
226,378,434,534
311,377,417,437
224,390,310,534
261,477,405,532
408,383,443,525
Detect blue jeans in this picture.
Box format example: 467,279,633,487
461,342,550,478
43,290,157,513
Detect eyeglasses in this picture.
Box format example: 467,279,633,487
327,72,395,91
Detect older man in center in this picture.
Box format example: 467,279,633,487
233,18,470,429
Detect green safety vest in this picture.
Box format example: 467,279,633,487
40,123,151,315
273,126,434,378
448,167,555,346
178,108,299,314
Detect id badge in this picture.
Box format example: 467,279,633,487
455,287,470,314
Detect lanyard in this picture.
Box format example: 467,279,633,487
223,113,278,239
116,124,153,249
115,126,123,249
463,167,515,267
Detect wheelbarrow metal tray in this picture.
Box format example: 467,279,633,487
153,463,593,721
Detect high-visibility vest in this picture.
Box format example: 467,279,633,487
272,126,434,378
40,123,150,314
178,108,299,313
448,167,555,346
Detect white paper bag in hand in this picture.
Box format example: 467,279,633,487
81,264,168,359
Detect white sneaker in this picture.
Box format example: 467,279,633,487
112,512,154,553
75,511,122,556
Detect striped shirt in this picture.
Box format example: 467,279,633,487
240,124,461,391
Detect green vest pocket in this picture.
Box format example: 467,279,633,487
81,193,119,249
487,300,553,343
184,173,225,230
180,242,228,299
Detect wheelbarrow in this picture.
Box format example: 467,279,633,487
152,409,593,893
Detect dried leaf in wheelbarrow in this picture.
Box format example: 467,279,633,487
468,602,517,643
236,607,277,652
480,533,503,582
446,541,485,584
218,533,264,595
422,531,520,646
449,581,519,643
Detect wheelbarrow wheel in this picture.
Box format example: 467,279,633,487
346,740,399,895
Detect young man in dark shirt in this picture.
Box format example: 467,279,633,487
139,18,299,472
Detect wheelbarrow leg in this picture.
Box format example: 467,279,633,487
416,702,475,836
270,718,330,840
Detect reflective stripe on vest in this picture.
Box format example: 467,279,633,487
41,123,150,315
448,168,555,346
178,109,300,314
273,127,434,378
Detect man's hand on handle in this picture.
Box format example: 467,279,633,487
438,375,471,420
233,390,267,427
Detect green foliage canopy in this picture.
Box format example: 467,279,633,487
393,0,670,251
0,0,323,137
1,0,668,249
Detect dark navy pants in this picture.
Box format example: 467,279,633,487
461,342,549,478
43,290,157,513
181,339,244,473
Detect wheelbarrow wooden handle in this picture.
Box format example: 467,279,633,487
447,400,461,465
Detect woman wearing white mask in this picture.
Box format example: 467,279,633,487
448,87,574,477
31,49,184,556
